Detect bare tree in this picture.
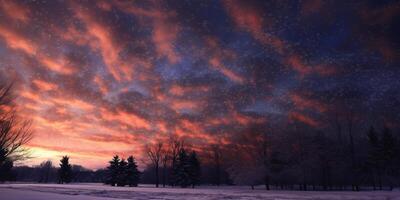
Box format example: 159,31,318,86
168,136,183,187
39,160,54,183
161,145,169,188
346,111,359,191
146,141,163,187
0,83,33,166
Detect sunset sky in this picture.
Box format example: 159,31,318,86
0,0,399,169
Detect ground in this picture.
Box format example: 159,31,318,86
0,184,399,200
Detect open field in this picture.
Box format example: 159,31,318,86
1,184,400,200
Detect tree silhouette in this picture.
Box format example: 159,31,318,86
39,160,54,183
146,142,163,187
188,151,201,188
106,155,120,186
367,126,381,190
0,83,33,181
58,156,72,184
381,127,396,190
168,137,182,187
126,156,140,187
0,156,14,182
176,148,191,187
116,159,127,186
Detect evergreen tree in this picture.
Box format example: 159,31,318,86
0,148,15,182
58,156,72,184
0,157,14,182
126,156,140,187
106,155,120,186
188,151,201,188
116,159,128,186
176,148,191,187
170,156,179,187
382,127,395,164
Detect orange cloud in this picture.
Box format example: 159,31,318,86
19,90,43,103
169,84,210,96
32,79,58,91
223,0,263,36
0,25,37,55
51,97,94,111
289,111,319,127
38,55,76,75
0,0,30,22
66,4,151,81
223,1,337,78
112,1,181,64
75,13,130,81
223,0,285,53
19,89,94,113
286,55,337,77
0,25,75,74
153,19,180,64
290,94,327,113
93,75,109,95
169,85,185,96
170,99,199,112
180,119,202,132
286,55,312,77
100,108,151,130
209,57,245,84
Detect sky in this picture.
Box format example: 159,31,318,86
0,0,399,169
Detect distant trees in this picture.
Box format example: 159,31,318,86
13,164,105,183
58,156,72,184
366,126,397,190
0,83,33,182
222,119,400,191
39,160,55,183
105,155,140,187
227,123,271,190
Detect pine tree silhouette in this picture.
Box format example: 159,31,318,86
126,156,140,187
0,150,14,182
117,159,128,186
188,151,201,188
176,148,191,187
106,155,120,186
58,156,72,184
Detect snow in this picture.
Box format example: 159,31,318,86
0,183,400,200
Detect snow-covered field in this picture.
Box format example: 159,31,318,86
1,183,400,200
